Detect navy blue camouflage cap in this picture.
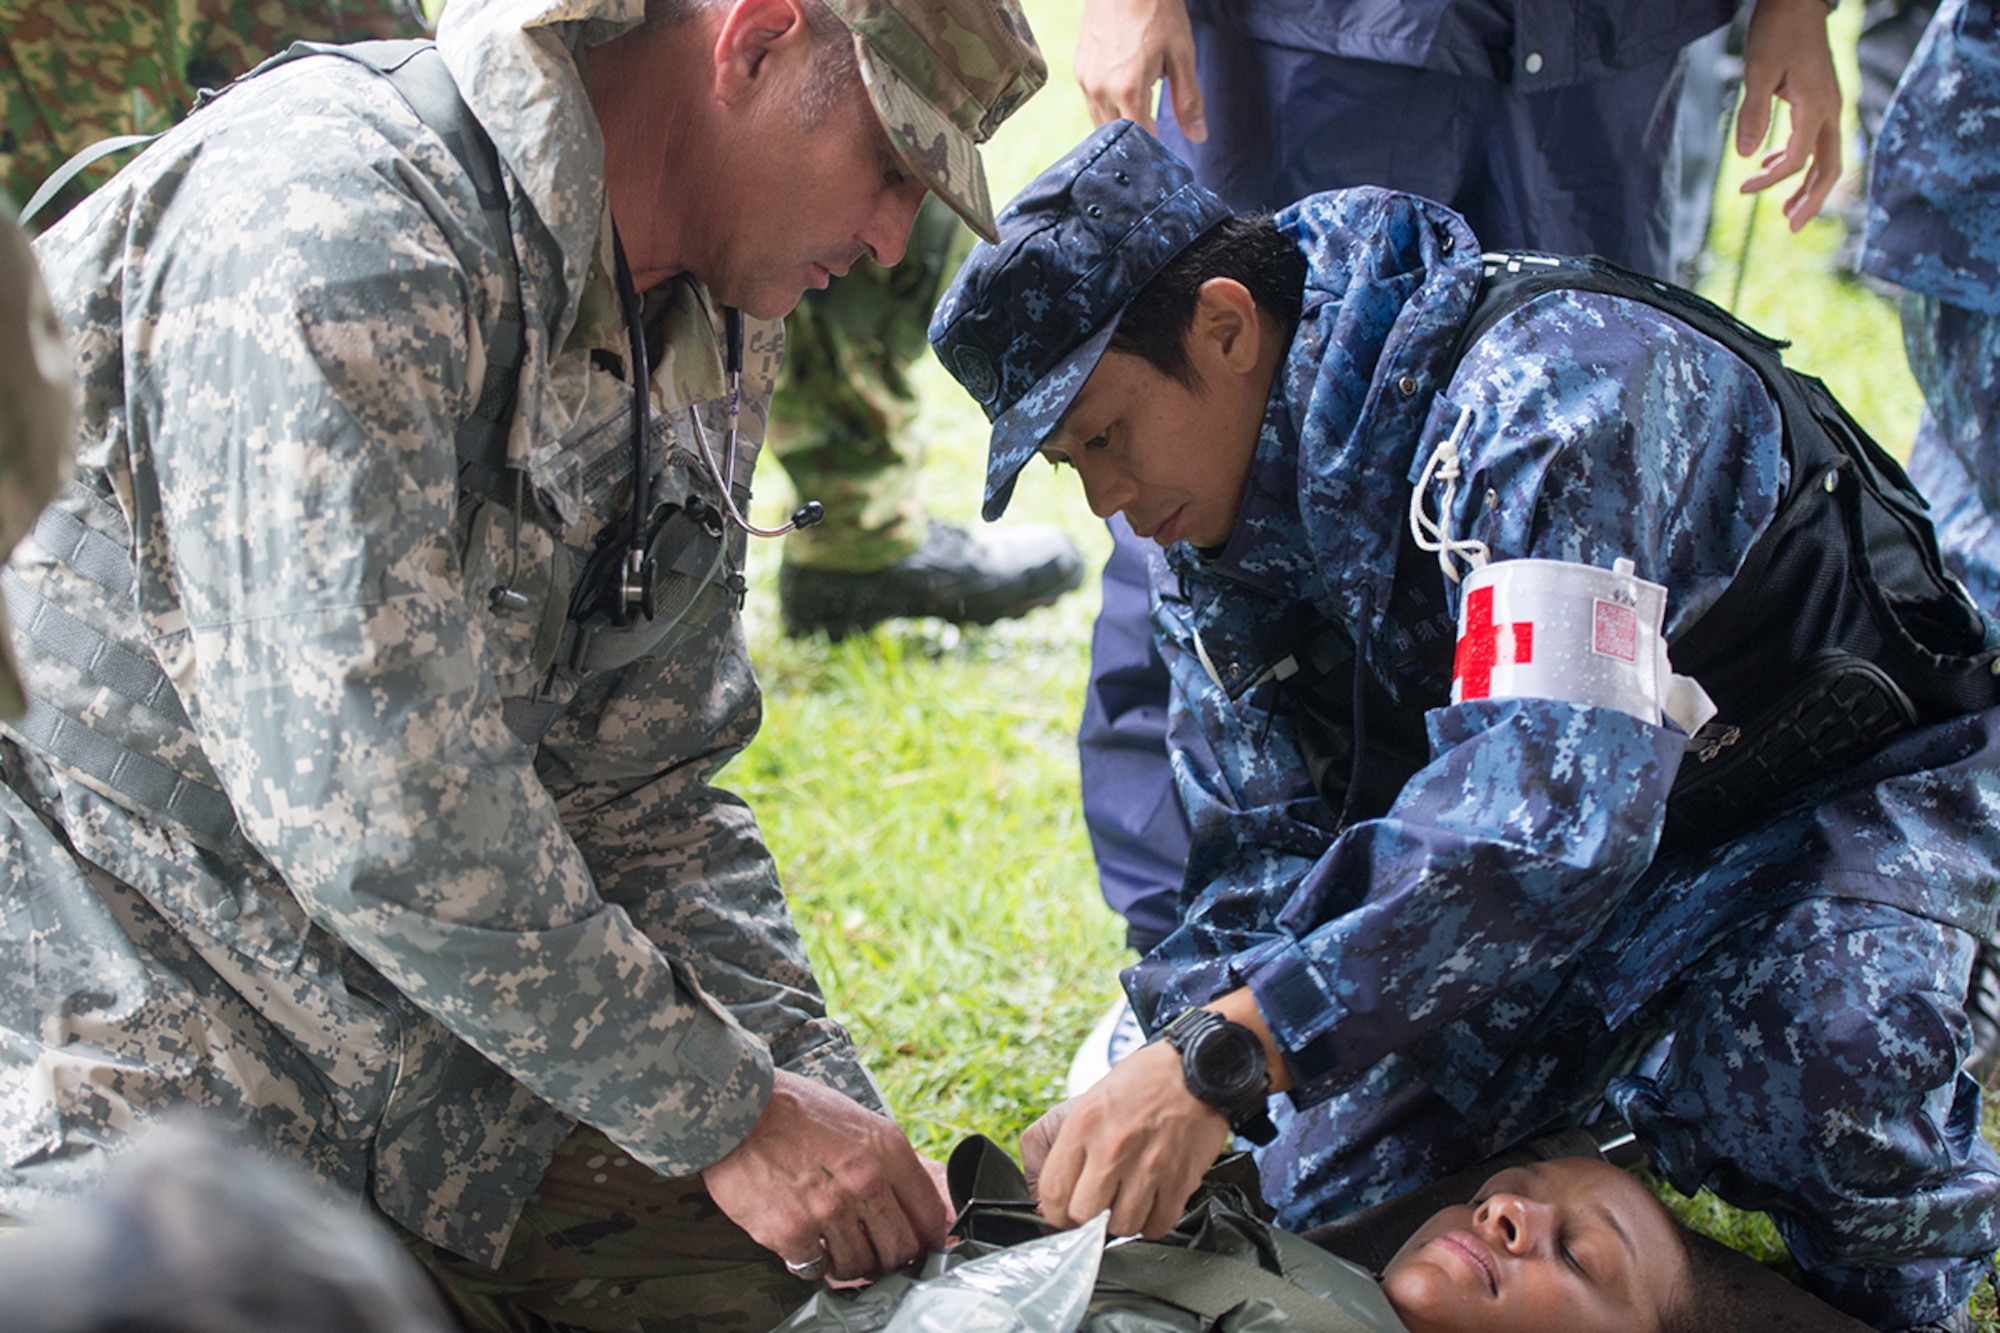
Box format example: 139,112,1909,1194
927,120,1231,521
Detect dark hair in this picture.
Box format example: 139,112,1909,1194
1108,214,1307,388
1657,1225,1876,1333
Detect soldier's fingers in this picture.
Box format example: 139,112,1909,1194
818,1219,874,1282
1022,1101,1073,1198
1107,80,1158,135
1161,41,1205,142
1782,124,1841,229
1065,1149,1136,1235
858,1195,923,1274
1033,1126,1086,1229
884,1158,949,1254
1734,88,1775,158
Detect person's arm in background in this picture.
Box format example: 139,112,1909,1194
1738,0,1846,229
1075,0,1843,228
1075,0,1206,140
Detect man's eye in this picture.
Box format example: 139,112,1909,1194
881,155,908,188
1083,432,1109,451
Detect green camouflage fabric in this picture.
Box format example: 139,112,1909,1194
770,194,970,571
824,0,1044,242
394,1124,811,1332
0,0,883,1271
0,203,71,717
0,1,427,225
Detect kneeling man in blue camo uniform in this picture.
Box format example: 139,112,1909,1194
0,0,1045,1325
931,122,2000,1332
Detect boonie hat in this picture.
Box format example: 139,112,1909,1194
823,0,1046,245
927,120,1230,521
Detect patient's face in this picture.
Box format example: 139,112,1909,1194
1380,1158,1687,1333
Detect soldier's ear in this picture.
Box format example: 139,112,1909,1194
711,0,813,104
1188,278,1262,377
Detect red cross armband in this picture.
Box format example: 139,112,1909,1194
1450,557,1717,735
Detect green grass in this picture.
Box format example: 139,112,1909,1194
733,0,1998,1322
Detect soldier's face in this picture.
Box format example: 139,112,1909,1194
1038,282,1278,550
1379,1159,1687,1333
702,73,929,320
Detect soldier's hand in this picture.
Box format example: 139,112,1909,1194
701,1071,949,1282
1737,0,1843,231
1076,0,1207,142
1028,1040,1229,1241
1021,1098,1075,1197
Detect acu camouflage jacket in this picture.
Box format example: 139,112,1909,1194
0,0,878,1264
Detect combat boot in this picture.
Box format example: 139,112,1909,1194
779,520,1083,638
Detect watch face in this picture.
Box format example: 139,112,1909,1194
1192,1025,1263,1100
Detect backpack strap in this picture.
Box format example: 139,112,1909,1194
7,40,530,850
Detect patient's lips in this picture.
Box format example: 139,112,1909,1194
1430,1229,1499,1296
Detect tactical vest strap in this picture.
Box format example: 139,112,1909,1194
30,493,138,602
9,40,540,848
10,699,252,859
2,568,192,732
1279,252,2000,851
1460,253,1999,849
267,40,525,500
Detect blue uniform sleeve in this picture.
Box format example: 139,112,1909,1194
1130,291,1787,1104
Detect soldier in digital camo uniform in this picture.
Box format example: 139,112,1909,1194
0,0,1045,1327
1857,0,2000,1110
1,4,1081,645
933,123,2000,1332
1861,0,2000,617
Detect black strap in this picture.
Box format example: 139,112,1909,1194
1093,1242,1385,1332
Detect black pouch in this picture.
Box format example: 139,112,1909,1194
566,493,740,675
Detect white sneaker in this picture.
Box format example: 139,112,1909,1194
1065,994,1147,1098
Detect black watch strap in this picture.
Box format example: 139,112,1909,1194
1156,1008,1279,1146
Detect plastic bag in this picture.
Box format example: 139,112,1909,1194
774,1216,1108,1333
885,1212,1109,1333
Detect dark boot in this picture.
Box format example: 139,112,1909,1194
779,520,1083,638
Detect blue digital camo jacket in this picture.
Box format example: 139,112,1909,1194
1124,188,2000,1118
1860,0,2000,315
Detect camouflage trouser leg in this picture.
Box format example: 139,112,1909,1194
392,1125,809,1333
767,196,969,572
1902,294,2000,616
1613,898,2000,1329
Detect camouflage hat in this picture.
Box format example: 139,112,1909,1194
927,121,1230,521
0,206,75,720
822,0,1046,245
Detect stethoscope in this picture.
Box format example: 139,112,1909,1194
609,228,823,623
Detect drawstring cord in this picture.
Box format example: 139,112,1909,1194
1408,403,1490,584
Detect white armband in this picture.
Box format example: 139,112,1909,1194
1451,557,1717,735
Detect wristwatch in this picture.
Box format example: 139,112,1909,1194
1155,1007,1279,1146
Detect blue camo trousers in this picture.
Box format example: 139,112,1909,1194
1903,294,2000,617
1257,898,1999,1329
